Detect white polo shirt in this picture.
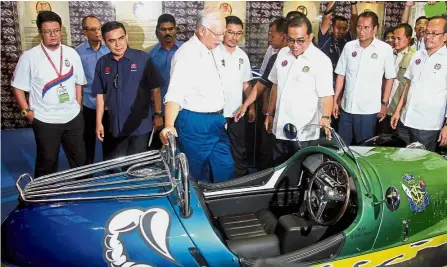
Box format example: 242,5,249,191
11,43,87,124
400,46,447,131
164,34,225,112
335,38,396,114
268,44,334,141
214,44,252,118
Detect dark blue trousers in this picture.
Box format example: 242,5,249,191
338,110,378,145
175,109,234,183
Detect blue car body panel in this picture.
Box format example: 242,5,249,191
1,183,238,267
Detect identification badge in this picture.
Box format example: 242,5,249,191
57,84,70,103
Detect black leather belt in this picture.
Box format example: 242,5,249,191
192,109,223,115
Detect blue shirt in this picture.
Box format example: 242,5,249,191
75,41,110,109
148,40,183,111
92,48,162,137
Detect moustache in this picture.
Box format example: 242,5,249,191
164,35,172,39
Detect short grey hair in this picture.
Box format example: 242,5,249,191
196,7,223,30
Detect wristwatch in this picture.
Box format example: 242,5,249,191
154,111,163,117
381,100,389,106
265,112,274,117
322,115,332,123
21,108,31,117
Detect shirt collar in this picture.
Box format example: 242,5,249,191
190,34,212,56
287,42,316,60
395,46,409,56
81,40,106,51
355,37,378,48
423,45,446,57
156,40,182,52
110,47,134,61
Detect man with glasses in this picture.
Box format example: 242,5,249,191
264,16,334,165
12,11,87,177
92,21,163,159
148,14,183,149
76,15,111,163
391,16,447,151
333,11,396,145
214,15,252,177
160,8,234,183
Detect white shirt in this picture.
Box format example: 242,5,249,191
11,43,87,124
390,47,410,104
411,37,426,51
164,34,225,112
260,45,279,74
214,44,252,118
269,44,334,141
335,38,396,114
401,46,447,130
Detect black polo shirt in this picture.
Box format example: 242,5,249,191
92,48,162,137
318,29,352,86
259,53,278,89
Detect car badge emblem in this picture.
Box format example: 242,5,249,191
64,59,70,67
401,173,429,213
371,53,378,59
105,66,110,74
434,63,441,70
416,58,421,65
302,66,310,72
352,51,357,57
282,60,288,67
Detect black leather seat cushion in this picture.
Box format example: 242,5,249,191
218,210,280,258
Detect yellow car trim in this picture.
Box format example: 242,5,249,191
316,234,447,267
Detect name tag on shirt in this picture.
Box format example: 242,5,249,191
57,84,70,103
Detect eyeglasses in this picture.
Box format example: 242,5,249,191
113,73,119,89
287,36,306,45
84,27,101,33
41,28,61,36
203,26,226,37
424,31,445,37
226,31,243,38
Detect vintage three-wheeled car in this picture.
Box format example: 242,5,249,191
2,124,447,267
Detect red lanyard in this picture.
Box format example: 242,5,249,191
41,44,63,77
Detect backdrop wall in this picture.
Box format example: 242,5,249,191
1,1,406,130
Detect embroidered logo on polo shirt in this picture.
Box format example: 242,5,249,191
239,58,243,70
131,63,137,72
221,59,226,67
105,66,110,74
435,63,441,70
371,53,378,59
352,51,357,57
302,66,310,72
282,60,288,67
415,58,421,65
64,58,70,67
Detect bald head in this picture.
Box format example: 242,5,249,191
196,7,226,50
424,16,447,52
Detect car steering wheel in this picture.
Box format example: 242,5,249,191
306,161,350,226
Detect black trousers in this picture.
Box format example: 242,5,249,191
108,133,150,159
256,113,274,170
273,138,312,167
32,112,86,178
376,115,395,135
83,106,114,163
227,117,249,177
397,121,439,151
